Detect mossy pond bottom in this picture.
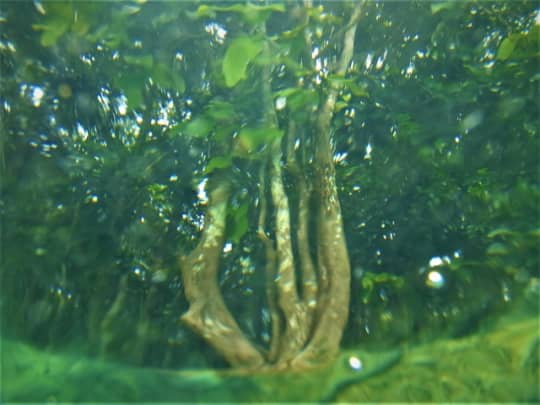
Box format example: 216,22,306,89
2,313,538,403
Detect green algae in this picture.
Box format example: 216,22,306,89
336,317,539,402
2,316,537,402
1,338,400,402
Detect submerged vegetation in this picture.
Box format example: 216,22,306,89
1,0,538,381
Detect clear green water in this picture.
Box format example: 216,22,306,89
1,1,538,402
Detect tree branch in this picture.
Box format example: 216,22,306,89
180,178,264,368
292,1,363,368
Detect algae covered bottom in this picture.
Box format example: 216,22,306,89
2,315,538,402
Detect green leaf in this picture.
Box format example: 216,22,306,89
237,127,283,153
33,2,99,46
228,202,249,243
172,74,186,94
486,242,509,256
274,87,318,112
205,100,237,123
195,4,217,18
167,123,183,138
496,28,539,61
42,1,76,21
281,23,308,40
148,183,168,194
487,227,514,238
335,101,348,112
205,156,233,175
114,69,147,108
431,1,457,14
119,4,143,16
153,64,170,84
288,89,319,112
306,5,341,23
223,37,263,87
497,37,517,61
236,3,285,25
349,82,369,98
152,62,185,93
360,271,404,304
71,17,90,36
41,23,70,47
280,55,311,77
124,54,154,69
528,228,540,238
196,3,284,25
327,75,349,86
87,25,127,48
184,117,213,138
274,87,300,98
214,124,236,144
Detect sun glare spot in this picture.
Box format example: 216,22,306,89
197,178,208,204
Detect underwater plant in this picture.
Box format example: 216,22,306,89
178,2,363,370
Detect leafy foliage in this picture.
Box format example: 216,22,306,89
1,0,538,367
223,37,263,87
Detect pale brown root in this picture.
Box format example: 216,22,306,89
179,179,264,368
290,2,363,368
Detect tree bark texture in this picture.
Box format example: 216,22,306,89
179,178,265,368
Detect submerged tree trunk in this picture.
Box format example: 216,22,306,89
179,177,265,368
179,2,363,371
